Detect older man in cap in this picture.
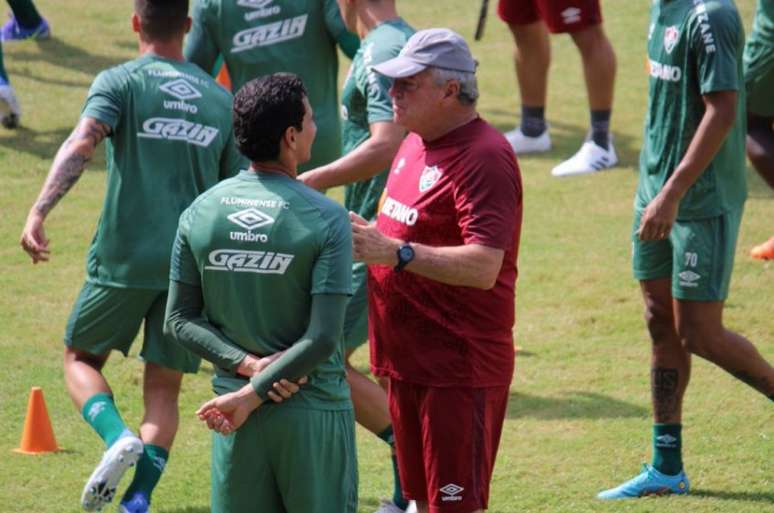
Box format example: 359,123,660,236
351,28,523,513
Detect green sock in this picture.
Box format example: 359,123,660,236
7,0,43,29
377,425,408,510
652,423,683,476
81,393,129,448
123,444,169,503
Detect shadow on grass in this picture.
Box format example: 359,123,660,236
10,37,122,77
0,126,73,160
480,108,642,170
508,391,648,419
691,489,774,504
159,507,209,513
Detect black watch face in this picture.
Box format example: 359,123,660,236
399,245,414,261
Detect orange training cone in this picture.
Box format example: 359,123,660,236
14,387,59,454
216,64,232,92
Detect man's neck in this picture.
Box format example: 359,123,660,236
138,38,185,62
419,108,478,143
251,160,298,179
356,3,399,38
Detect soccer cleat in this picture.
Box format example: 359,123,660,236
504,127,551,155
0,84,21,129
374,499,408,513
404,501,417,513
551,138,618,177
750,237,774,260
81,435,143,512
1,14,50,41
119,492,150,513
597,464,690,500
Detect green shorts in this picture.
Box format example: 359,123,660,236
342,261,368,351
631,207,743,301
211,405,358,513
64,281,200,373
744,39,774,116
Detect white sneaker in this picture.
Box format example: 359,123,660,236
81,435,143,512
0,84,21,129
374,499,408,513
551,138,618,177
504,126,551,154
404,501,418,513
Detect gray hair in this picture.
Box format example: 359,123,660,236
431,67,479,105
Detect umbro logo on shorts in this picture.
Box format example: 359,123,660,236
561,7,581,24
439,483,464,502
231,15,307,53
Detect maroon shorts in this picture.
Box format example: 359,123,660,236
497,0,602,33
388,379,509,513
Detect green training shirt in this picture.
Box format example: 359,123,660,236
81,53,243,290
637,0,746,219
170,170,353,409
185,0,359,172
341,18,414,221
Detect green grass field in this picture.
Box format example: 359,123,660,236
1,1,772,512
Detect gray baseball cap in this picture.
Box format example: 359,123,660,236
371,28,477,78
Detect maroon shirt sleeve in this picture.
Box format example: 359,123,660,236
453,143,521,250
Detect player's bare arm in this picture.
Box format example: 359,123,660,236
20,117,111,263
638,90,737,241
351,212,504,289
299,121,405,190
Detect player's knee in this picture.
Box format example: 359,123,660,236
63,346,107,371
643,304,674,344
676,319,717,358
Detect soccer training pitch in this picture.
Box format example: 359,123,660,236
0,1,771,512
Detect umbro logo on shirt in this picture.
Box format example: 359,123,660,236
439,483,464,502
238,0,281,21
160,79,202,101
228,207,275,231
231,15,308,53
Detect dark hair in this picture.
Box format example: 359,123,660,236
233,73,307,162
134,0,189,41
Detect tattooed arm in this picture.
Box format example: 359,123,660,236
20,117,111,263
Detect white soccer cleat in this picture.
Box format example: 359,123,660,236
0,84,21,129
404,501,418,513
504,126,551,155
551,138,618,177
81,435,143,512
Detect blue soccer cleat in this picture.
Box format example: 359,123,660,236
1,14,50,41
119,492,150,513
597,464,690,500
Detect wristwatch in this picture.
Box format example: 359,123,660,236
394,242,415,272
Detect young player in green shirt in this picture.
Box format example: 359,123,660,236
184,0,359,172
19,2,242,512
598,0,774,499
298,1,413,511
165,73,357,513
